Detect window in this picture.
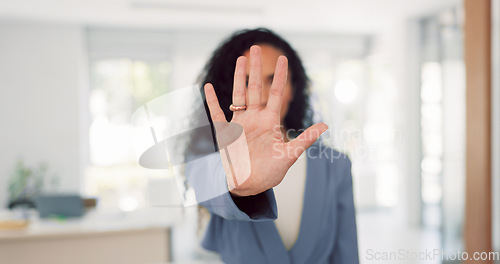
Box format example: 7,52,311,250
306,49,400,209
419,7,465,251
85,29,174,212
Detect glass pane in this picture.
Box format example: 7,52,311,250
310,57,400,209
86,58,172,212
420,6,465,252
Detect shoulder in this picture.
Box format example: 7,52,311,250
306,142,352,185
306,142,351,168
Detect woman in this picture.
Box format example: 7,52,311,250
187,28,358,264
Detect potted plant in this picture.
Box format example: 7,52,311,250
7,160,59,210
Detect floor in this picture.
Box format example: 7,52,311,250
357,209,442,264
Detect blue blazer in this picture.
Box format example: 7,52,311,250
186,144,359,264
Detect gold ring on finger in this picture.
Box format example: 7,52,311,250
229,104,247,111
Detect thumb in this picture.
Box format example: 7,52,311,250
287,122,328,159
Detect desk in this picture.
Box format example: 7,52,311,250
0,208,181,264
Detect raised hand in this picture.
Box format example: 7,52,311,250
204,45,328,197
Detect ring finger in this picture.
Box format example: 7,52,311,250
232,56,247,118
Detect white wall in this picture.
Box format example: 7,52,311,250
0,21,87,208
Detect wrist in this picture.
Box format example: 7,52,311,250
227,182,259,197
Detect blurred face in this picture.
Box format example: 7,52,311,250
242,44,294,123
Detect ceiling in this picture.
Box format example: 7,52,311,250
0,0,461,34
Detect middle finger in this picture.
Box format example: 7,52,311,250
247,45,262,109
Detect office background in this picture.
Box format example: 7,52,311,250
0,0,498,263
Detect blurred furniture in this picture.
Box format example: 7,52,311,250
0,208,180,264
36,194,85,218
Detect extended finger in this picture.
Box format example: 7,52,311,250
247,45,262,109
287,123,328,159
204,83,227,122
266,56,288,114
233,56,247,109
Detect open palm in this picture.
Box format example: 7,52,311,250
204,45,328,197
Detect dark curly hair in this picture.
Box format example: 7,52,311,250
197,28,313,132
